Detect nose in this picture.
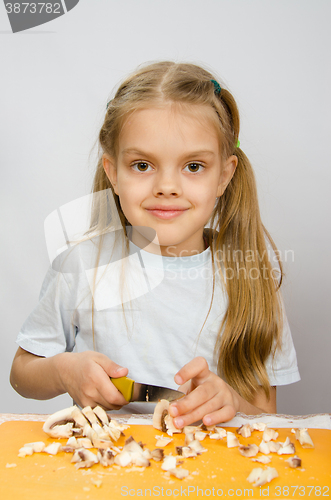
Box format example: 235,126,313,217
153,168,182,197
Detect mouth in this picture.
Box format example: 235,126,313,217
145,205,189,220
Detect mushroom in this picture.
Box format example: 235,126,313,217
18,445,34,457
277,437,296,455
42,406,88,438
239,444,259,458
169,468,189,480
209,427,227,440
92,406,110,426
153,399,181,435
24,442,45,453
155,436,173,447
259,440,271,455
237,424,253,438
252,422,267,432
247,467,278,487
286,455,302,468
262,427,279,442
161,455,177,471
71,448,99,468
151,449,164,461
252,456,271,464
227,431,240,448
188,439,207,454
97,448,115,467
292,428,314,448
44,442,62,455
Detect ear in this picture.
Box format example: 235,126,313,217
102,154,118,195
216,154,238,197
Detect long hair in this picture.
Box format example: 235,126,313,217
92,61,283,401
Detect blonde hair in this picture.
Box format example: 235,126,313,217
92,61,283,402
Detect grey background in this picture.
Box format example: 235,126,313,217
1,0,330,415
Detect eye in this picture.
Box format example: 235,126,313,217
131,162,152,172
184,163,205,173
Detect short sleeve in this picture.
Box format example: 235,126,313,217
16,266,77,357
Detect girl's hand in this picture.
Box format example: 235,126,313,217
168,357,240,428
55,351,129,410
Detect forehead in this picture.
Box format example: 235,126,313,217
118,102,221,152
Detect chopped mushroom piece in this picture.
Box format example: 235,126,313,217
252,456,271,464
44,442,62,455
24,442,45,453
161,455,177,471
151,449,164,461
237,424,253,438
247,467,278,487
227,431,240,448
155,436,173,447
97,448,115,467
169,467,190,479
262,427,279,442
259,440,271,455
286,455,302,468
71,448,99,469
43,406,87,438
292,428,314,448
153,399,181,435
93,406,110,426
252,422,267,432
239,444,259,458
18,445,34,457
277,437,296,455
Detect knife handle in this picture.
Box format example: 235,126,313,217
110,376,134,402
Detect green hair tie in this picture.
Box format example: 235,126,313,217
236,140,240,148
211,79,222,95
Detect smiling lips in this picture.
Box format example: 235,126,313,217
145,205,189,220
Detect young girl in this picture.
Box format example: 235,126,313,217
10,61,300,428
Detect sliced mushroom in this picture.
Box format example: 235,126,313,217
93,406,110,426
252,422,267,432
188,439,207,454
43,406,87,438
153,400,170,432
259,440,271,455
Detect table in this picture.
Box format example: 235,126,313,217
1,412,330,500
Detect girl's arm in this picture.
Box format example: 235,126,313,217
169,357,277,428
10,347,129,410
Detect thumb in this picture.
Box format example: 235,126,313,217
95,354,128,378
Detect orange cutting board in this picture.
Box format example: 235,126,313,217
0,421,330,500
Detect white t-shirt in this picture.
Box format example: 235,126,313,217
16,233,300,404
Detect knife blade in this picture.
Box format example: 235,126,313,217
110,376,184,402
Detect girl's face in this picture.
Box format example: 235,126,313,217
103,103,237,256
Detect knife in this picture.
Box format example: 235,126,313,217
110,376,184,402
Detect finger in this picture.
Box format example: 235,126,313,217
95,354,128,379
169,381,216,417
172,394,222,429
202,405,237,426
174,357,210,386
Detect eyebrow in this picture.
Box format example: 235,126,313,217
121,148,216,159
